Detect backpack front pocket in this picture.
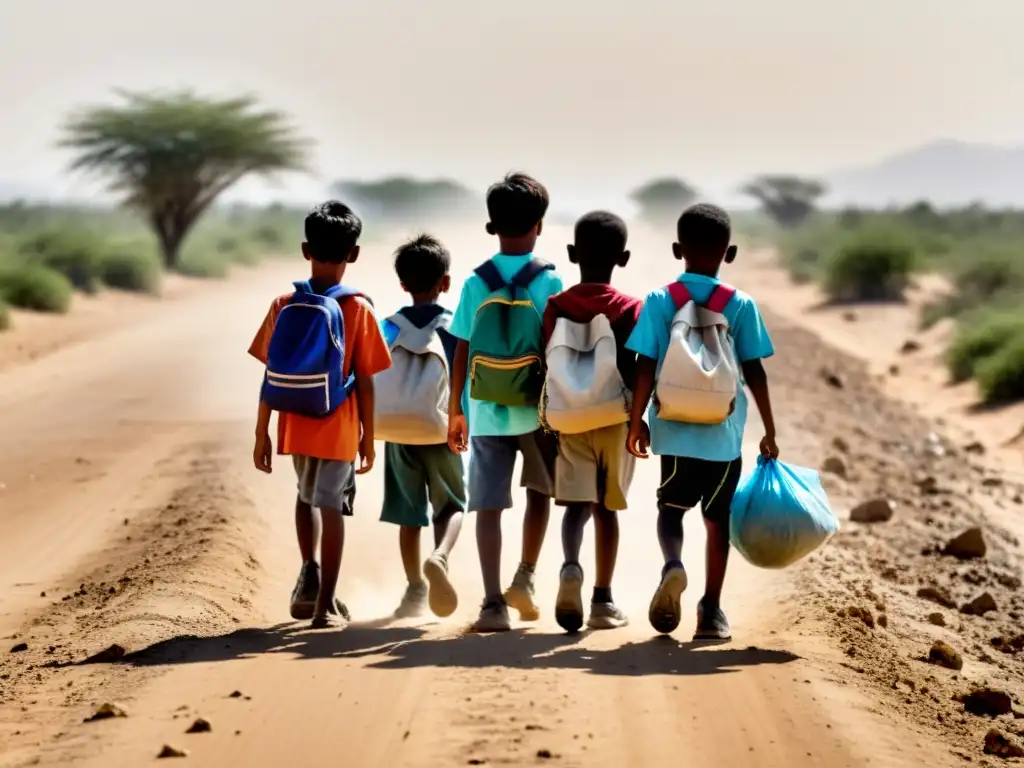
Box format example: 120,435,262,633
470,355,543,407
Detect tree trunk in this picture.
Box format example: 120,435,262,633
150,206,196,270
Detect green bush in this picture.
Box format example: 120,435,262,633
18,227,105,293
824,231,917,302
99,243,162,294
976,332,1024,403
176,245,229,278
0,298,9,331
945,314,1024,383
0,265,74,313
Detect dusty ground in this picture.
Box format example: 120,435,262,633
1,224,1023,766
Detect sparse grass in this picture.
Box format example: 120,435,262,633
17,227,106,293
98,241,163,294
975,332,1024,403
175,244,230,278
0,265,74,313
946,314,1024,384
823,230,917,302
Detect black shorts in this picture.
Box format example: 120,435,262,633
657,456,742,523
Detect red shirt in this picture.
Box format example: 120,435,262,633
542,283,643,389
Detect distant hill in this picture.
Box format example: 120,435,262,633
826,140,1024,208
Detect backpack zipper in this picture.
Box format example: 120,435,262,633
470,354,541,381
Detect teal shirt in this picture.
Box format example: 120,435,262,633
625,272,774,461
450,253,564,437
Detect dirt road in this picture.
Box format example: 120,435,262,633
0,228,957,767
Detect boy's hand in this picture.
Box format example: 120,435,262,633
253,432,273,473
760,434,779,460
626,420,651,459
357,434,375,475
448,414,468,454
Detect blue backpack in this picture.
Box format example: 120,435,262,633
262,280,361,418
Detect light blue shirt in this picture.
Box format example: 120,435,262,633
450,253,564,437
625,272,774,461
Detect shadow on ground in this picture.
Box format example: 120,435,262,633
114,619,800,678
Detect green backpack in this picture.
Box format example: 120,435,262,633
468,258,554,407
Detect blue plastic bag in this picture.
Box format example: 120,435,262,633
729,457,839,569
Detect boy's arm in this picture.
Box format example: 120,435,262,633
626,354,656,458
351,298,391,474
354,374,376,474
741,360,778,459
447,339,469,454
254,400,273,473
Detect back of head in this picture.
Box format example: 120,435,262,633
676,203,731,260
394,234,451,293
574,210,628,268
304,200,363,263
486,172,550,237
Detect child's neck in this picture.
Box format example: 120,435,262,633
498,234,537,256
683,259,720,278
409,291,440,307
578,267,614,285
310,262,347,283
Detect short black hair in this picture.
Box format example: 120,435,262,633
394,233,450,293
486,172,549,237
574,210,628,265
304,200,362,263
676,203,731,256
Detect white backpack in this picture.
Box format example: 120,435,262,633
655,282,739,424
374,312,451,445
542,313,630,434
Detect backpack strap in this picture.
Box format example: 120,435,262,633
474,261,506,293
667,282,692,310
510,258,554,289
705,283,736,313
324,284,362,302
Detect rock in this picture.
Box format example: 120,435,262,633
878,613,889,629
822,456,847,478
943,527,987,560
984,729,1024,758
832,436,850,453
889,364,900,376
845,606,875,629
186,718,211,734
901,339,922,354
915,476,940,495
928,641,963,670
10,642,27,653
820,369,844,389
928,612,947,627
157,745,188,759
996,572,1022,590
83,644,126,664
84,702,129,722
536,750,554,760
965,689,1014,717
962,592,998,616
850,499,895,524
965,441,986,455
229,690,244,698
918,586,957,609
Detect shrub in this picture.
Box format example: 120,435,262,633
945,314,1024,383
975,332,1024,403
18,227,105,293
0,265,74,313
824,231,916,302
0,298,9,331
99,243,162,294
176,245,229,278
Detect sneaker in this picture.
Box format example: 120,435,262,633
290,561,320,620
393,582,428,619
588,602,629,630
504,564,540,622
311,597,349,629
648,561,688,635
693,598,732,641
554,563,585,632
471,598,511,633
423,552,458,618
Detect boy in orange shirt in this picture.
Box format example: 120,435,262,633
249,201,391,629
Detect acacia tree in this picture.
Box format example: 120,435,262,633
630,178,698,225
741,175,826,229
61,91,308,269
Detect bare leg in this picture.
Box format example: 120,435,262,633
703,518,731,608
593,505,619,589
313,506,345,625
477,509,503,599
657,506,685,565
295,498,320,564
561,502,592,566
399,526,424,586
432,506,464,557
520,489,551,567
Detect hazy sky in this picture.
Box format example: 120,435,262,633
2,0,1022,211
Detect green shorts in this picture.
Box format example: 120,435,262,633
381,442,468,528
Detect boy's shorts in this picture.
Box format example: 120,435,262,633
381,442,467,527
658,456,742,523
555,422,634,511
293,456,356,514
468,429,557,511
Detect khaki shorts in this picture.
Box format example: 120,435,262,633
555,422,634,511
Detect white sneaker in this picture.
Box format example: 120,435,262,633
393,582,428,619
423,552,458,618
471,598,511,632
555,563,585,632
504,564,540,622
588,602,629,630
